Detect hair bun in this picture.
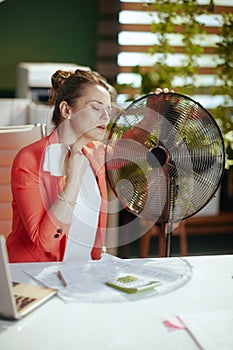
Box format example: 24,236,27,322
51,70,74,91
49,70,74,105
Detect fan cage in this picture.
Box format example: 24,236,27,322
105,92,225,223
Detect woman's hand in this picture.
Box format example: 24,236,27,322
154,87,175,94
64,148,88,188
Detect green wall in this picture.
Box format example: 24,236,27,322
0,0,98,96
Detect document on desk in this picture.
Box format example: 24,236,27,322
25,253,192,303
177,310,233,350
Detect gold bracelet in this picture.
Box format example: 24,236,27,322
58,194,77,207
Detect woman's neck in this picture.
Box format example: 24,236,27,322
56,121,89,152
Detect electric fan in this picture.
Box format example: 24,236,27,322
105,92,225,256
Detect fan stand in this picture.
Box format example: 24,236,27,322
164,176,176,257
146,144,177,257
165,222,173,257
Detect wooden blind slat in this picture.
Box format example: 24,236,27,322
98,43,217,56
121,2,233,14
120,24,221,35
119,45,216,54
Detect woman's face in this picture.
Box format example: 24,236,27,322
68,84,111,145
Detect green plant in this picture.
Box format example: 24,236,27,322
211,13,233,168
132,0,206,95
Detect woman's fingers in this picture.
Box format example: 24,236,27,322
154,87,175,94
162,87,169,93
155,88,163,94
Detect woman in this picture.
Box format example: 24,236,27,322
6,69,112,262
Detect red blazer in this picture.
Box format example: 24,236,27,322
6,129,108,262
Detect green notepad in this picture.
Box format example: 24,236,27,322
105,275,162,294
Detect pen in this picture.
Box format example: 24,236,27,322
57,270,67,287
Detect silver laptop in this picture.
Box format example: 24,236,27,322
0,235,57,320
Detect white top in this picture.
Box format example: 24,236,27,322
43,144,101,261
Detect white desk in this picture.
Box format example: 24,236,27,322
0,255,233,350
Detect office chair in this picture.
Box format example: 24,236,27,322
0,124,46,238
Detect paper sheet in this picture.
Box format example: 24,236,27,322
25,253,192,303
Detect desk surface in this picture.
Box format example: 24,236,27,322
0,254,233,350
